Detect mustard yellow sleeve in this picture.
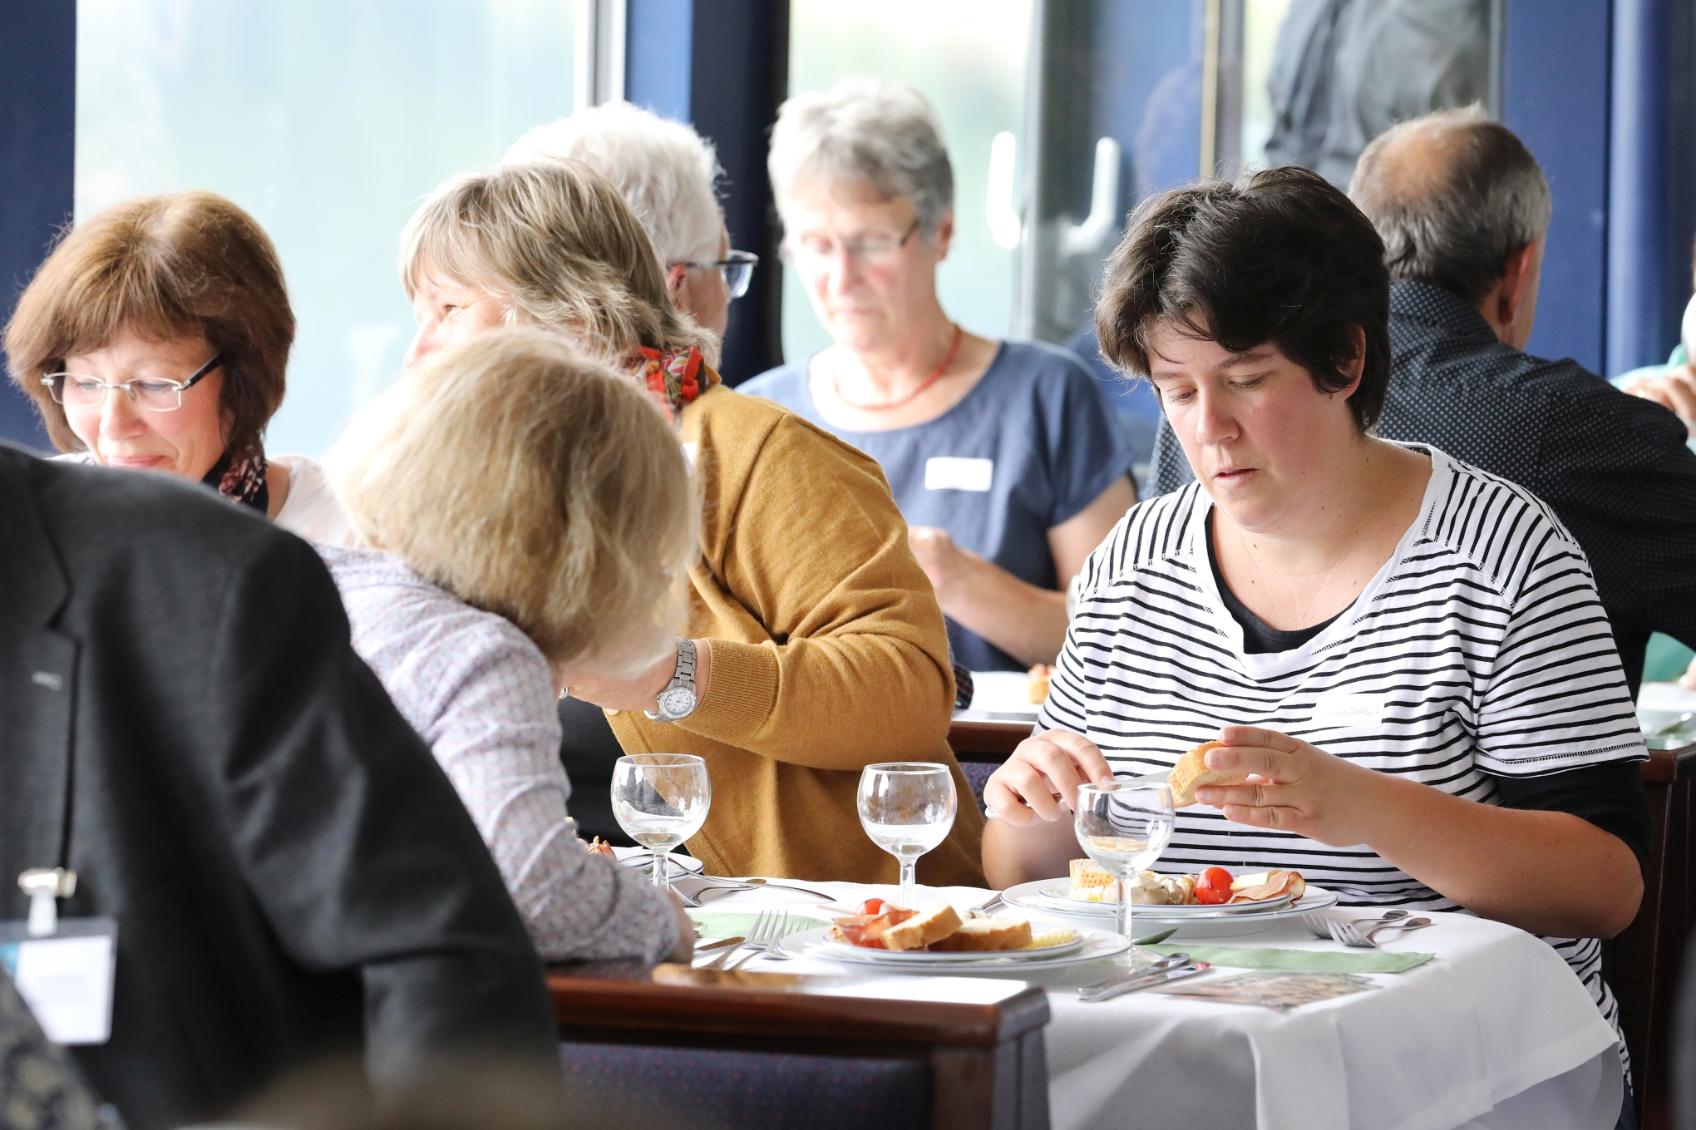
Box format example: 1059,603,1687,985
680,412,956,769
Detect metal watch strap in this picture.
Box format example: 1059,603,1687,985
645,638,697,720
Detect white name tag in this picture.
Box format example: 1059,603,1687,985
0,918,118,1045
1310,693,1385,729
924,456,993,492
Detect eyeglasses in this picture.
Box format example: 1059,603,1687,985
784,218,922,267
675,250,759,298
42,353,223,414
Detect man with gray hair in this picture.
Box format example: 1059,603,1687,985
1147,107,1696,694
504,102,755,340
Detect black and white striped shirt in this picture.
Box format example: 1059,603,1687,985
1039,445,1646,1038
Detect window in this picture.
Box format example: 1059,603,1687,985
76,0,582,457
780,0,1033,361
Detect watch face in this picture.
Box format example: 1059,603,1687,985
658,686,697,718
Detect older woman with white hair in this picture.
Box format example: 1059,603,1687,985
743,80,1138,673
324,326,696,962
505,101,754,341
395,158,985,886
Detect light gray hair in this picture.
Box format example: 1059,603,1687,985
1349,105,1552,305
504,102,725,265
768,80,954,234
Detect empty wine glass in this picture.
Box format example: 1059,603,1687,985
611,754,710,889
1074,779,1176,968
857,762,956,908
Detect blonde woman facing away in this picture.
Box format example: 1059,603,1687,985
396,159,984,885
325,327,695,962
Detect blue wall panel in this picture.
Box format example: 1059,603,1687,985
1500,0,1611,374
1607,0,1696,376
0,2,75,450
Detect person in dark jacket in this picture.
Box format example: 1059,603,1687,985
0,445,559,1130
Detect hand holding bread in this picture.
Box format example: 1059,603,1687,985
1191,725,1381,847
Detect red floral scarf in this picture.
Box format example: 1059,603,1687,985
635,345,717,419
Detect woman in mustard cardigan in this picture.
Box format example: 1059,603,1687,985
394,159,984,886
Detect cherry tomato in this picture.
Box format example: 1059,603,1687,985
1197,866,1234,893
1193,885,1230,905
858,897,886,916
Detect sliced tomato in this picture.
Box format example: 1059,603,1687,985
858,897,886,916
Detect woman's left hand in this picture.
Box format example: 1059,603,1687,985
564,641,711,715
1192,724,1382,847
908,526,976,604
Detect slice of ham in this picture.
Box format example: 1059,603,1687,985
1227,869,1306,904
829,906,917,949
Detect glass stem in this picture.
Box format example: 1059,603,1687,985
650,849,667,889
898,855,918,908
1117,871,1135,948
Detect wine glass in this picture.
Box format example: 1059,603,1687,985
611,753,711,889
1074,779,1176,968
856,762,956,908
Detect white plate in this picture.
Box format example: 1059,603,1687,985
777,924,1130,973
612,846,705,874
1003,879,1340,937
959,670,1042,718
1026,879,1294,916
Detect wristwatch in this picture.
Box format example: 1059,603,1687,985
645,638,699,721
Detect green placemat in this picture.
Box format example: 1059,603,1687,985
1144,943,1433,974
689,911,829,939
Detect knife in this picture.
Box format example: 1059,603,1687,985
1078,961,1211,1003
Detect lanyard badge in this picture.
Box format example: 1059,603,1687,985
2,868,117,1045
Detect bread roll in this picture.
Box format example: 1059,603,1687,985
928,916,1034,952
880,903,963,951
1167,740,1248,808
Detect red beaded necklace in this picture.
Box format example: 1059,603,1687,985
831,323,964,411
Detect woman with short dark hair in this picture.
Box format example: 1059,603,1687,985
984,166,1647,1069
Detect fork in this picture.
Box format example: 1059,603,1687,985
1301,909,1408,939
1327,916,1432,948
702,909,775,970
724,909,793,970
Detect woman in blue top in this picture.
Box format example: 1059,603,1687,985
745,80,1137,673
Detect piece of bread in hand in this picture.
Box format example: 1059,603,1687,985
929,915,1035,952
1167,740,1248,808
879,903,964,951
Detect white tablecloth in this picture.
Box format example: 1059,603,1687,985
692,881,1623,1130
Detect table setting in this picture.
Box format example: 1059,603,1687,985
607,755,1626,1130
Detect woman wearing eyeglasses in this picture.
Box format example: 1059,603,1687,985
398,159,985,885
743,81,1139,674
4,191,351,544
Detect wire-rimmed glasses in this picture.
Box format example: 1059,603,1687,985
675,250,759,298
611,754,711,889
783,218,922,268
41,353,222,414
1074,779,1176,969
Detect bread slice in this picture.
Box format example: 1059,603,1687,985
1026,664,1054,704
929,916,1034,952
879,903,964,951
1068,858,1120,903
1168,740,1248,808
